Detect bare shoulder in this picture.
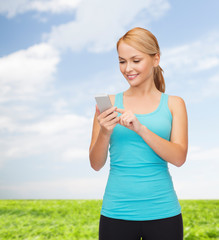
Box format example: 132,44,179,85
168,95,187,116
109,94,116,106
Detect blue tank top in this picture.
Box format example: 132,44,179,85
100,91,181,221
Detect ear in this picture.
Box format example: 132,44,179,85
153,53,160,67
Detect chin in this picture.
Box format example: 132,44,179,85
129,82,140,87
128,78,141,85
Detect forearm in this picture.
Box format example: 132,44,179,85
89,130,111,171
138,125,187,167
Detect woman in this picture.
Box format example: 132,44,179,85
89,27,188,240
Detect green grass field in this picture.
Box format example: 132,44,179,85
0,200,218,240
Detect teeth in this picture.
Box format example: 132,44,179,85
127,74,138,79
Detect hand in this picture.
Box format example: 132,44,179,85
115,108,143,134
96,105,120,136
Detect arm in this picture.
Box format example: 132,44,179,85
116,96,188,167
137,96,188,167
89,113,111,171
89,95,119,171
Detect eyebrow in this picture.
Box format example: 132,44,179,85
118,55,141,60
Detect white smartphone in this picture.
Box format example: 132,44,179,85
95,94,113,113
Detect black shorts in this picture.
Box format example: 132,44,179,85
99,213,183,240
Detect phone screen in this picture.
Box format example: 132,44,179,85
95,94,112,113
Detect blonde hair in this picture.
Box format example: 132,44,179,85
117,27,165,92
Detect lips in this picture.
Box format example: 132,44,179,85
127,74,139,80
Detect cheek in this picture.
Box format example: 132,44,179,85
139,63,153,74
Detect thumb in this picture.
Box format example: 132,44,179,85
96,104,101,115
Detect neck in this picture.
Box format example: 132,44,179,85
126,79,158,97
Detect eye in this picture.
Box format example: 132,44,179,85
133,60,140,63
119,61,125,64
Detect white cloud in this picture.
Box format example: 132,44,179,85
0,116,17,132
200,72,219,98
0,177,107,199
160,31,219,102
46,0,170,53
1,145,218,199
187,146,219,161
22,114,90,135
0,43,60,102
62,148,88,162
174,178,219,199
162,31,219,75
0,0,82,18
30,0,81,13
169,146,219,199
0,114,92,166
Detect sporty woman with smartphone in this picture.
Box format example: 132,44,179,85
89,27,188,240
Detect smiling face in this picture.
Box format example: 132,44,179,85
117,41,159,87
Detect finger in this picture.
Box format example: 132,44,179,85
115,108,125,114
120,117,125,126
98,111,118,127
100,106,117,118
120,116,132,126
122,116,129,121
120,114,129,122
109,116,120,125
124,119,131,126
111,122,119,129
109,118,120,128
105,115,120,126
99,111,117,125
105,111,118,122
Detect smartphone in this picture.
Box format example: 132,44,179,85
95,94,113,113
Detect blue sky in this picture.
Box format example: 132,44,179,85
0,0,218,199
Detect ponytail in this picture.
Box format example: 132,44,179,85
153,65,165,93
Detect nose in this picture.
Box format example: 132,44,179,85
125,62,133,73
